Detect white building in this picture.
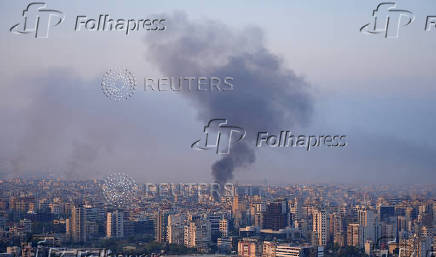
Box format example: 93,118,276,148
184,218,211,252
106,210,124,238
167,214,185,245
275,244,308,257
312,210,329,246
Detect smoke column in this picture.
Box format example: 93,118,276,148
144,12,313,186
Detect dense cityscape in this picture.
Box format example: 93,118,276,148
0,177,434,257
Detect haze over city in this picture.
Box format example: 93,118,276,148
0,2,435,257
1,0,436,184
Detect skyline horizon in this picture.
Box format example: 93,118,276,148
2,175,436,187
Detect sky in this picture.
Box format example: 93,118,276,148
0,0,435,184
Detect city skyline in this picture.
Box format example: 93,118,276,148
0,178,434,256
1,1,435,257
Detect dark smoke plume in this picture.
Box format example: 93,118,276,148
211,142,255,187
144,12,313,186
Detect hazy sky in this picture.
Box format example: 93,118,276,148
0,0,435,184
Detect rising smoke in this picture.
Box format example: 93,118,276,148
0,70,146,180
0,13,434,184
143,12,313,186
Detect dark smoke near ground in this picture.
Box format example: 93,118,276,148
211,143,255,187
144,12,313,186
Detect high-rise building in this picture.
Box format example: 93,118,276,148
263,198,289,231
238,238,262,257
433,203,436,226
85,206,101,239
208,214,221,241
233,195,247,228
219,218,229,238
275,244,310,257
184,218,211,252
217,237,233,254
21,243,32,257
358,209,377,248
155,211,168,243
347,223,360,247
249,201,265,227
312,209,329,246
106,210,124,238
262,241,277,257
330,213,344,247
378,206,395,222
289,198,303,221
364,241,373,256
19,219,32,233
380,216,397,243
71,205,87,242
65,218,71,238
7,246,21,257
184,221,196,248
167,214,185,245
